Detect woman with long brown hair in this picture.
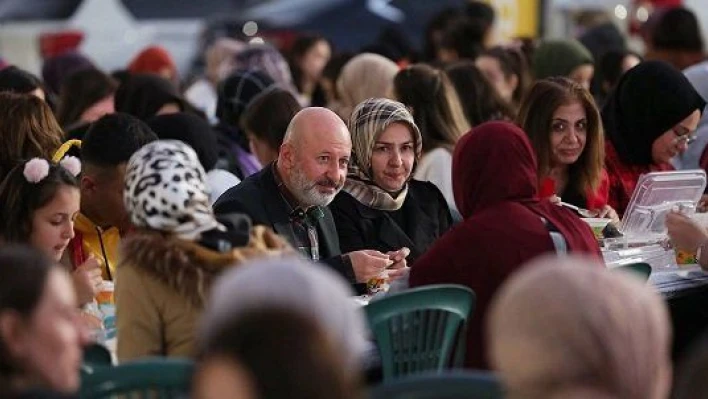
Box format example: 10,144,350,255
393,64,470,215
0,92,64,181
517,77,617,221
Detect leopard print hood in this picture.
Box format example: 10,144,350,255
123,140,224,241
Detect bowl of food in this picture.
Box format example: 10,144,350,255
581,218,612,239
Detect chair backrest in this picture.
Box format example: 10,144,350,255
364,284,476,381
83,343,113,367
80,358,194,398
369,370,503,399
612,262,652,282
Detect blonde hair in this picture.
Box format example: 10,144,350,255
393,64,470,153
336,53,398,120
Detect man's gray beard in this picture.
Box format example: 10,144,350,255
288,166,341,207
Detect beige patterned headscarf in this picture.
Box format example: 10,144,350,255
344,98,422,211
487,255,672,399
336,53,399,120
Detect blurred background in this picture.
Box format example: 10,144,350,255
0,0,703,81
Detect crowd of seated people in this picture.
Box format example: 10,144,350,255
5,2,708,398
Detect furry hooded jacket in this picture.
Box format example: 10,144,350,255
115,226,289,361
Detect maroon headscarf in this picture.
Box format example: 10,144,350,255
410,121,600,369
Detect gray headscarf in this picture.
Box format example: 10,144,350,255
124,139,224,240
199,256,370,370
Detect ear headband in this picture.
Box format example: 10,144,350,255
23,156,81,184
51,139,82,163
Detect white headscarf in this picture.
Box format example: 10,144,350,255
199,256,370,370
124,139,224,240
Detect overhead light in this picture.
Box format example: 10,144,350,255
249,37,265,45
243,21,258,37
614,4,628,20
636,6,649,22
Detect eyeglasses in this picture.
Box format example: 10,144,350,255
673,129,697,146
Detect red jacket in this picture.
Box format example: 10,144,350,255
538,169,610,211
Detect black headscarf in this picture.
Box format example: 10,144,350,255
147,112,218,171
115,73,191,121
0,66,44,94
602,61,705,166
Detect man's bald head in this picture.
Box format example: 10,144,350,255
278,107,352,207
282,107,351,151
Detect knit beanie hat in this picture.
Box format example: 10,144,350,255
532,39,594,80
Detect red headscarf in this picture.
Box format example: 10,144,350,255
128,46,177,82
410,121,600,369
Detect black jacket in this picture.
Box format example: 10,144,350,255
213,166,355,283
330,180,452,266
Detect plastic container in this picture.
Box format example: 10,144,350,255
582,218,611,239
367,270,390,295
604,170,706,270
96,281,114,305
620,170,706,242
95,281,116,342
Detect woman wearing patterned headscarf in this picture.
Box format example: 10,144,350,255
214,69,277,179
115,140,290,362
330,98,452,267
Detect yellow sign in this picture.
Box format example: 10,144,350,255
484,0,540,39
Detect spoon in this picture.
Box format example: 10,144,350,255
559,201,600,218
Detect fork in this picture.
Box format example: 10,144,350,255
559,201,599,218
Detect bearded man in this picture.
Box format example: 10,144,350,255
214,107,400,286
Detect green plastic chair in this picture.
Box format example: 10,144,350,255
369,371,503,399
612,262,652,282
80,343,113,377
83,343,112,366
80,357,194,398
364,284,476,381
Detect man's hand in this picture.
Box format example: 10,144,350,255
386,247,410,280
666,211,708,252
73,257,103,305
348,250,393,283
